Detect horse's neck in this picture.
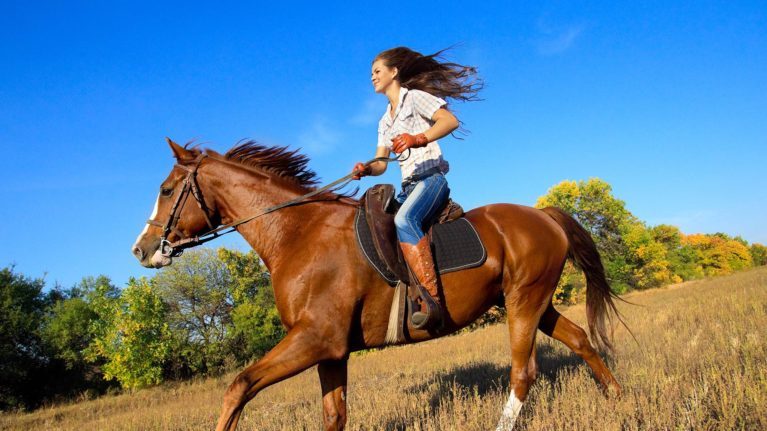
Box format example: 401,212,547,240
202,161,341,270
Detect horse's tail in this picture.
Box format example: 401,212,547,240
542,206,629,353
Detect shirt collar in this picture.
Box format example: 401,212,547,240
383,87,409,127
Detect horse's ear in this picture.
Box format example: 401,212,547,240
166,137,194,162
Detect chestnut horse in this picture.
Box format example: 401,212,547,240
132,139,624,431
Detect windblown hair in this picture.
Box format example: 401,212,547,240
374,46,483,103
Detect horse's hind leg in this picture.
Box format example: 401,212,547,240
538,304,621,395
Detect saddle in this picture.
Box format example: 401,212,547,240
355,184,486,343
357,184,478,286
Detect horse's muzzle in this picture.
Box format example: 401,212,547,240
132,244,145,261
150,249,172,268
132,238,171,268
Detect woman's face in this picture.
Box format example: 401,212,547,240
371,59,397,94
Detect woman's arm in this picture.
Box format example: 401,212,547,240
367,145,391,175
352,145,390,179
424,108,459,142
391,108,459,153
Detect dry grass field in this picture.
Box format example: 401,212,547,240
3,267,766,430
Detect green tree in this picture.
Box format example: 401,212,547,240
218,248,283,363
151,248,281,375
152,249,235,376
84,275,122,375
87,278,170,390
0,267,49,410
41,276,116,371
751,243,767,266
535,178,636,293
38,276,122,400
650,225,700,281
623,221,676,289
43,297,96,362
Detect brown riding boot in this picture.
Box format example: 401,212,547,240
400,236,442,330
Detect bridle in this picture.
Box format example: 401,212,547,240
145,153,217,257
145,150,409,258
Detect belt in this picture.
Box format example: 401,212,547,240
402,167,443,187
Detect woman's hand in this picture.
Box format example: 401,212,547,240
391,133,428,154
352,162,371,180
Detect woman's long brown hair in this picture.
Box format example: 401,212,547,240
375,46,483,103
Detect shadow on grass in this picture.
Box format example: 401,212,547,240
535,342,585,382
380,342,588,430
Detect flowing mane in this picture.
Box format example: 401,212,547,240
222,140,321,187
190,140,357,199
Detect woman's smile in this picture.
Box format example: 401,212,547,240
371,59,396,94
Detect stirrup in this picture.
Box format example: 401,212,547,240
410,285,442,330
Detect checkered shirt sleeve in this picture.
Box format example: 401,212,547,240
409,89,447,120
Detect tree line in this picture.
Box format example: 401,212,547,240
0,248,283,411
535,178,766,304
1,178,765,411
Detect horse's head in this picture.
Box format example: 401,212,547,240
132,138,219,268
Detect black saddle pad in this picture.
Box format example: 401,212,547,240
354,209,487,285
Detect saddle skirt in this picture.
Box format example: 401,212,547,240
355,184,487,286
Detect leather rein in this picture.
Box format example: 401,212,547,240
147,150,409,258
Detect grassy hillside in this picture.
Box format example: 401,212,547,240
3,267,766,430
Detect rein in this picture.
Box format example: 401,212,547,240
151,150,409,258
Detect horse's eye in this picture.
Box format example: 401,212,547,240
160,187,174,197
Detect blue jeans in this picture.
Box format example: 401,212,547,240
394,173,450,245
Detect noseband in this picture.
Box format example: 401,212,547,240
144,150,410,258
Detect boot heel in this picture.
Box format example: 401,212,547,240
411,285,442,329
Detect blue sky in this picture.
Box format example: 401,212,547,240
1,1,765,288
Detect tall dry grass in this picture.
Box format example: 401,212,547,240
3,267,766,430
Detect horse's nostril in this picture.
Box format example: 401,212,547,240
132,245,145,260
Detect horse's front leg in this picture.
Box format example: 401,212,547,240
318,359,348,430
216,326,338,431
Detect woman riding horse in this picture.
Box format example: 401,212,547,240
352,46,482,330
131,49,625,431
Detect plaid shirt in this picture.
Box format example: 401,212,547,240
378,87,450,181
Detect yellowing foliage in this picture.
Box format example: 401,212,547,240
683,233,753,276
536,179,760,303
